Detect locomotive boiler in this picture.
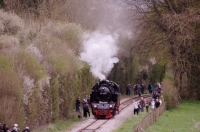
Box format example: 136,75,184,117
90,79,120,119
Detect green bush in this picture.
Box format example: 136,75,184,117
50,77,59,122
0,55,13,70
150,63,166,84
0,55,22,125
162,78,179,109
21,52,46,81
0,10,24,35
48,53,72,76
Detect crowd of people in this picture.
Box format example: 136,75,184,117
132,82,163,115
0,123,30,132
126,82,162,97
75,95,90,118
126,83,145,96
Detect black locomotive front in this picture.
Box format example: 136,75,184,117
90,80,120,119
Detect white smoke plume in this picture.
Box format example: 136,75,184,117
80,31,119,80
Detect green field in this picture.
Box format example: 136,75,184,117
114,100,200,132
146,101,200,132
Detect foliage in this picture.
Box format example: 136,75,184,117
0,9,24,35
0,8,96,129
50,77,59,122
0,0,5,8
0,56,22,125
48,53,71,75
162,77,179,109
149,63,166,84
22,53,46,82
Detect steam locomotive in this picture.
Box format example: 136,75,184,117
90,79,120,119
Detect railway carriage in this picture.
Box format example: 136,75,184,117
90,79,120,119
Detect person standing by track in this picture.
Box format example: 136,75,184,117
137,83,142,97
140,97,145,112
151,98,155,111
76,97,81,118
145,99,150,112
133,100,139,115
126,84,131,96
148,83,154,94
0,123,3,132
83,101,90,118
155,98,160,108
22,126,30,132
141,83,145,94
2,124,9,132
133,84,137,95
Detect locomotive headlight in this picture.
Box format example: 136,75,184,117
109,104,112,108
94,104,97,108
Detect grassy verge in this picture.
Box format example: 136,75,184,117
146,100,200,132
33,116,83,132
113,111,148,132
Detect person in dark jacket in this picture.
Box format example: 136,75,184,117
155,98,160,108
11,127,17,132
137,84,142,97
145,99,150,112
83,102,90,118
141,83,145,94
139,97,145,112
133,84,138,95
126,84,131,95
22,127,30,132
0,123,3,132
148,83,154,94
2,124,9,132
76,97,81,118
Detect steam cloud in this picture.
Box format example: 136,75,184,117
80,31,119,80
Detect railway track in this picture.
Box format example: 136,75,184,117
78,94,152,132
119,94,151,112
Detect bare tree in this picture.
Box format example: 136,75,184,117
125,0,200,99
